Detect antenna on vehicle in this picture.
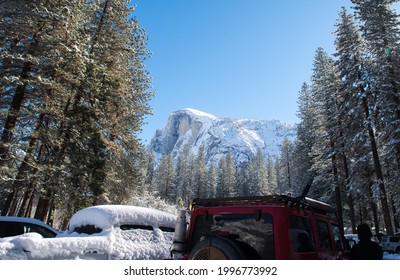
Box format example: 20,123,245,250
298,178,314,200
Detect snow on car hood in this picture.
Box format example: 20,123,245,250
69,205,177,230
0,232,112,260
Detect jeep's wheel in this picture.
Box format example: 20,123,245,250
189,236,246,260
395,247,400,254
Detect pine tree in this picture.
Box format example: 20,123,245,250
193,146,208,198
145,151,156,194
0,0,88,217
351,0,400,235
245,160,258,196
253,148,269,195
155,154,175,202
265,155,277,193
307,48,341,206
175,144,194,204
334,6,393,234
277,137,294,195
207,164,217,198
293,83,315,193
216,153,236,197
1,1,153,221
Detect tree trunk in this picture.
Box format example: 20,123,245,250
367,183,380,236
0,33,39,165
362,97,393,235
0,63,31,164
347,194,357,233
1,190,16,216
331,140,343,229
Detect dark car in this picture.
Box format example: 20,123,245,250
0,216,59,238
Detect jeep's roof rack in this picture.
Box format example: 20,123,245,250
190,195,334,215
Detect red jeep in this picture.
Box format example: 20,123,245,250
172,194,347,260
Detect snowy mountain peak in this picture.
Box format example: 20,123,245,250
180,108,218,121
147,109,296,166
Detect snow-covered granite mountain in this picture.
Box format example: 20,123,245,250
147,108,297,166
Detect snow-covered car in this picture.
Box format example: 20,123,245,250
0,205,177,260
0,216,59,238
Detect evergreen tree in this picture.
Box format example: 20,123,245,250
253,148,269,195
175,144,194,204
308,48,342,206
216,153,236,197
351,0,400,235
265,155,277,193
277,137,294,195
145,151,156,194
245,160,258,196
334,6,393,234
207,164,217,198
293,83,315,193
1,1,153,221
155,154,175,202
193,146,208,198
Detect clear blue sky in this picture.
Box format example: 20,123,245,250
131,0,354,143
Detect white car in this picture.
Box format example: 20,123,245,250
0,205,177,260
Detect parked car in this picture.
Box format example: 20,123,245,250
0,216,59,238
172,194,347,260
381,235,400,254
1,205,177,260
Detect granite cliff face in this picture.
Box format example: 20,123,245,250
147,108,296,166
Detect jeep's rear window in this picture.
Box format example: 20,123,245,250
191,212,274,259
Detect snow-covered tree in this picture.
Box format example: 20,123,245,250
216,153,237,197
276,137,294,195
351,0,400,235
175,144,194,204
293,83,315,193
155,154,175,202
1,1,153,223
192,146,208,198
334,6,394,234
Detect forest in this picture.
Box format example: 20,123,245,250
1,0,400,235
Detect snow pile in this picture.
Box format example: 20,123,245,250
0,205,177,260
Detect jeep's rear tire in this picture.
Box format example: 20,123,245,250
188,236,246,260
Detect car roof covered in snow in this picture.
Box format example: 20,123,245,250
69,205,177,231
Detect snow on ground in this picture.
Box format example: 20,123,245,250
384,252,400,260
